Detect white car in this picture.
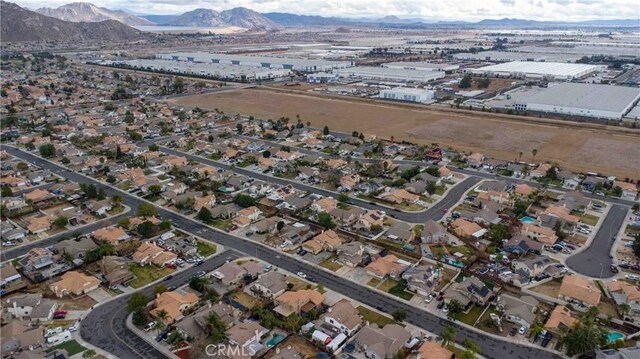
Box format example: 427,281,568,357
425,294,435,303
625,274,640,282
442,306,449,314
297,272,307,279
144,321,157,332
518,327,526,335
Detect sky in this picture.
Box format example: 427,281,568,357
13,0,640,21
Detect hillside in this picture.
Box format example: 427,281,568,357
1,1,142,42
36,2,153,26
153,6,280,31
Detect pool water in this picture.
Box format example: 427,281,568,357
607,331,624,343
520,216,536,224
266,334,285,347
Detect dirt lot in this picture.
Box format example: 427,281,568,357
171,88,640,179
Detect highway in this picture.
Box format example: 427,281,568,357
159,145,483,223
2,145,562,359
565,204,628,278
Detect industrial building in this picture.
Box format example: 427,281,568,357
493,83,640,120
337,67,445,83
382,61,459,73
466,61,601,80
452,51,581,63
156,52,353,72
306,72,339,83
379,88,435,103
96,59,292,81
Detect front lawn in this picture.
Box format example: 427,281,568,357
319,259,342,272
211,218,232,231
578,213,599,226
378,278,400,292
196,241,217,257
388,281,414,300
357,306,397,327
45,340,87,356
453,305,485,326
367,278,381,287
128,264,174,288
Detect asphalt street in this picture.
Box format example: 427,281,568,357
2,145,563,359
565,204,628,278
159,146,483,223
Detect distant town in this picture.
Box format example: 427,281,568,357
0,2,639,359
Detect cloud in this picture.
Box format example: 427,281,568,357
12,0,638,20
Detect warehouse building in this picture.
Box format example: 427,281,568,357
495,83,640,120
156,52,353,72
337,67,445,83
306,72,339,83
466,61,601,80
379,88,435,103
97,59,292,81
383,61,459,73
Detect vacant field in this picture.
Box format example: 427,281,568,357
172,89,640,179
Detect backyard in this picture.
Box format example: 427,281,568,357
128,264,174,288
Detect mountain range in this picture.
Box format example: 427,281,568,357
155,7,280,30
0,1,141,42
36,2,153,26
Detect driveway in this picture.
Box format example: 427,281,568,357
87,287,114,303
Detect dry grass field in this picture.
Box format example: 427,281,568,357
172,88,640,179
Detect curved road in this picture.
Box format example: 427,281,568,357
2,145,562,359
566,204,628,278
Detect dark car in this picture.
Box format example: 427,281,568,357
610,264,619,273
541,336,551,347
195,260,204,266
437,301,445,309
163,274,174,281
509,327,518,336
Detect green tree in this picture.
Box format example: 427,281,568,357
149,143,159,151
118,217,131,229
447,299,464,317
1,186,13,197
39,143,56,157
262,150,271,158
476,77,491,89
189,276,208,292
487,223,509,244
148,184,162,195
318,212,336,229
338,193,350,203
440,325,456,347
234,194,257,208
392,309,407,322
560,319,607,356
323,125,330,135
529,321,544,339
159,221,171,231
127,292,149,312
196,207,213,222
82,349,97,359
128,131,142,141
137,203,157,217
16,162,29,172
459,75,472,89
153,285,168,296
137,221,154,238
53,216,68,228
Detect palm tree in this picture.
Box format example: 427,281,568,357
529,321,544,340
155,309,168,333
531,149,538,162
619,303,631,317
518,151,523,162
439,325,456,347
562,319,607,356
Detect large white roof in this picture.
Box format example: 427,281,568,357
476,61,599,77
517,83,640,113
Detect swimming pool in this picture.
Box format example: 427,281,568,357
520,216,537,224
266,334,285,347
607,331,624,343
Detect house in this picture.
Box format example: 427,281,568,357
19,248,53,273
582,176,606,192
558,275,601,307
520,224,558,245
212,261,262,287
132,242,164,266
386,222,415,242
4,294,44,320
226,321,268,351
23,189,52,203
596,346,640,359
54,236,98,260
274,289,325,317
250,217,281,235
302,230,343,254
379,189,419,204
163,237,198,257
85,198,113,216
353,323,411,359
557,191,591,212
499,294,539,328
613,181,637,200
336,242,365,267
530,163,552,178
444,276,492,307
542,206,579,225
366,255,407,279
514,183,535,198
401,264,440,297
475,180,508,193
49,270,101,298
359,210,386,230
93,226,130,245
193,194,216,211
0,320,44,355
451,218,486,239
249,271,288,299
511,256,554,280
607,281,640,314
100,256,133,285
544,305,577,335
25,216,51,234
421,220,448,244
322,299,363,337
331,207,366,226
311,197,338,213
150,290,199,324
0,263,27,294
503,235,544,255
417,341,454,359
236,206,262,222
340,174,361,191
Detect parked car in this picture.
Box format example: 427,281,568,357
297,272,307,279
509,327,518,336
518,327,526,335
144,321,157,332
425,294,435,303
196,271,206,278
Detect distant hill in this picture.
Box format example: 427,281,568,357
1,1,142,42
151,7,280,31
36,2,154,26
262,12,352,27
